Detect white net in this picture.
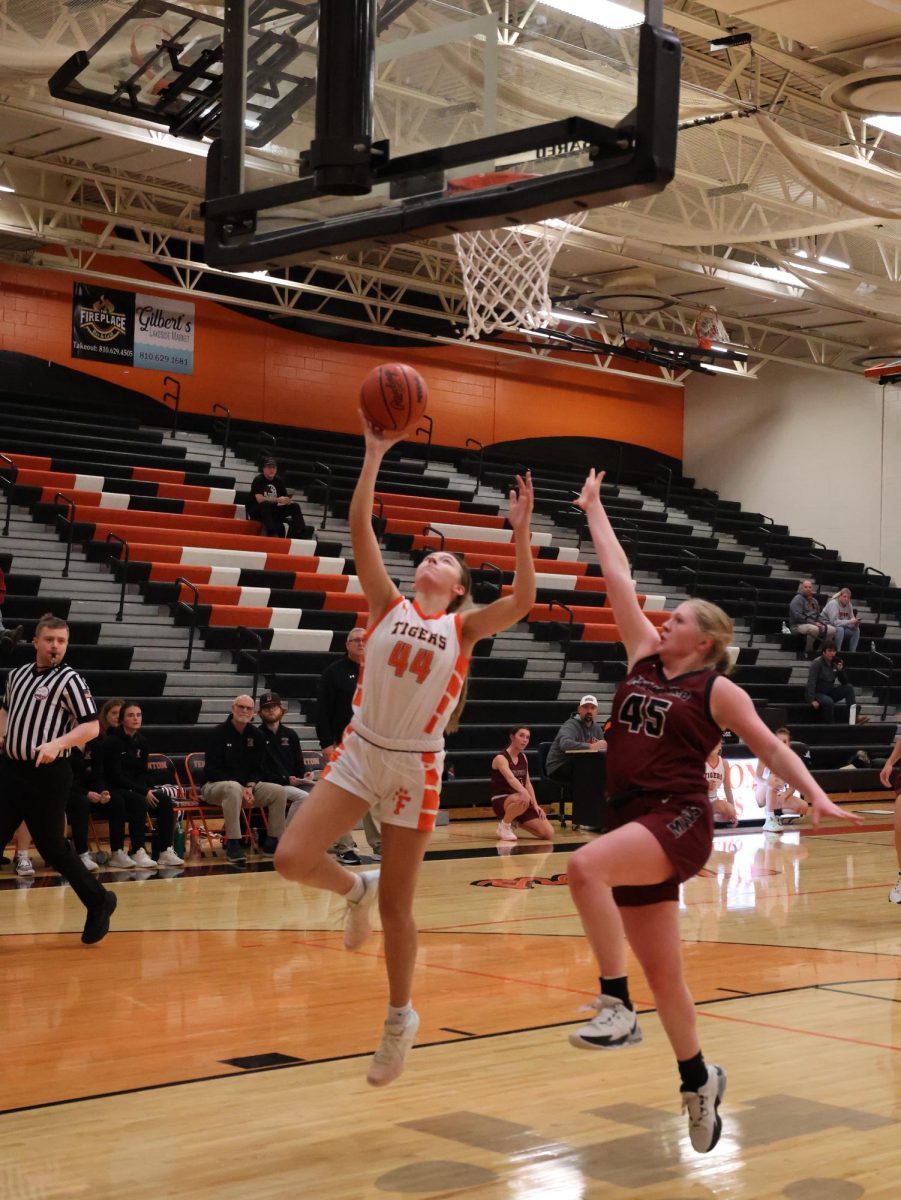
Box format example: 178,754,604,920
453,213,587,340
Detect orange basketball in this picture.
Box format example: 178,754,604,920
360,363,427,433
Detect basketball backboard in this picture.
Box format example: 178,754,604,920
198,0,679,267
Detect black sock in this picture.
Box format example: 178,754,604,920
774,808,783,817
678,1051,708,1093
600,975,632,1010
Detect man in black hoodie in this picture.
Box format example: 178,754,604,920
202,694,288,863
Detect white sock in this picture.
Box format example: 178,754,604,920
387,1002,412,1025
346,874,365,903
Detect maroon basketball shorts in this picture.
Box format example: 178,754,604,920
491,793,542,823
608,791,714,907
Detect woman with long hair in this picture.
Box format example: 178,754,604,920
276,412,535,1087
491,726,555,842
566,468,859,1154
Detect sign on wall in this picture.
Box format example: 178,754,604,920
72,284,194,375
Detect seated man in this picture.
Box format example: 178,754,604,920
247,456,306,539
806,646,856,723
257,691,315,816
788,578,835,657
544,694,606,783
103,701,184,868
202,694,288,864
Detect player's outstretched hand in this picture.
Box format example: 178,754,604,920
507,470,534,532
810,793,863,827
359,407,409,455
574,468,605,512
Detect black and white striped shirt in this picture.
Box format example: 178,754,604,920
2,662,97,762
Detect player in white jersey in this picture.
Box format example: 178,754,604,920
275,410,536,1087
705,740,737,825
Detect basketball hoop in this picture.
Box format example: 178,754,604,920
450,172,587,340
693,305,729,350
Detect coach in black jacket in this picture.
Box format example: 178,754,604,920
202,694,288,863
104,702,178,867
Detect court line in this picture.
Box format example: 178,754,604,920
5,979,899,1118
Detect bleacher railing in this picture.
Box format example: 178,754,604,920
0,453,17,537
212,402,231,468
415,414,433,470
869,642,894,722
51,492,76,578
308,460,332,530
548,599,574,676
105,532,130,622
864,565,890,624
476,561,503,602
738,579,759,648
464,438,484,492
422,525,446,552
162,375,181,437
175,577,200,670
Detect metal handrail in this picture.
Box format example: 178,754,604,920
257,430,277,459
864,565,891,624
415,414,433,470
162,375,181,437
237,625,264,701
869,642,895,721
548,600,574,676
105,532,130,623
616,516,640,566
52,491,76,578
477,561,503,602
655,463,673,508
558,506,587,554
756,523,774,564
422,524,446,551
308,459,332,530
738,579,760,648
465,437,484,491
0,453,17,536
212,402,231,468
174,577,200,670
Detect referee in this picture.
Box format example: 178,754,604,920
0,613,116,943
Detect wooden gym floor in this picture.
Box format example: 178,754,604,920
2,810,901,1199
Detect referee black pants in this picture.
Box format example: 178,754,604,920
0,757,107,909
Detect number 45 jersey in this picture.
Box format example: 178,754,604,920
604,655,722,802
351,596,469,753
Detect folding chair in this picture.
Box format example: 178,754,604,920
182,751,223,856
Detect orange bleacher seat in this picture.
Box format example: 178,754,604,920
379,507,504,529
71,506,258,536
375,491,460,512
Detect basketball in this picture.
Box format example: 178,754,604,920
360,363,427,434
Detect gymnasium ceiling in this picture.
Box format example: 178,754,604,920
1,0,901,385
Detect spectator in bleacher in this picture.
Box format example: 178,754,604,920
202,694,288,864
788,579,835,657
103,702,184,868
67,734,113,873
491,726,555,843
316,626,381,861
258,691,316,812
879,712,901,904
821,588,861,653
248,456,306,539
99,697,124,734
805,645,856,723
544,695,607,783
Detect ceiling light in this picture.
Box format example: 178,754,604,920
791,262,827,275
518,327,554,338
0,184,14,194
792,249,809,259
539,0,643,31
817,254,850,270
865,114,901,135
544,307,596,325
704,364,746,375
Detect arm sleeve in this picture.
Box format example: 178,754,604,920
556,718,585,753
788,595,803,624
805,661,820,702
61,671,99,724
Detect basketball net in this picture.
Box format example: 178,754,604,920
693,305,729,350
453,212,587,340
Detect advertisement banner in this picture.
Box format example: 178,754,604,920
133,293,195,375
72,284,134,364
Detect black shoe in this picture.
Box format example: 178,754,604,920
337,849,361,865
81,890,117,945
260,836,279,855
225,839,247,863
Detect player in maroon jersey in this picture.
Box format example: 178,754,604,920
565,468,860,1154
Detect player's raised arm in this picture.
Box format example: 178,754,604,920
575,468,659,666
349,412,404,622
460,472,536,650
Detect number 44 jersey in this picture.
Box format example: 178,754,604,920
604,654,722,802
351,596,469,753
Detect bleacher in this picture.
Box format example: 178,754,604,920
1,389,899,827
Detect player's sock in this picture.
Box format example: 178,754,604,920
600,975,633,1010
678,1050,708,1093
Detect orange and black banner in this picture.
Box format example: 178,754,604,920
71,282,134,365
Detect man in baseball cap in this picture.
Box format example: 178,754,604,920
257,692,314,827
545,695,606,782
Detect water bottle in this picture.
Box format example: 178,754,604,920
173,817,186,858
781,622,791,635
